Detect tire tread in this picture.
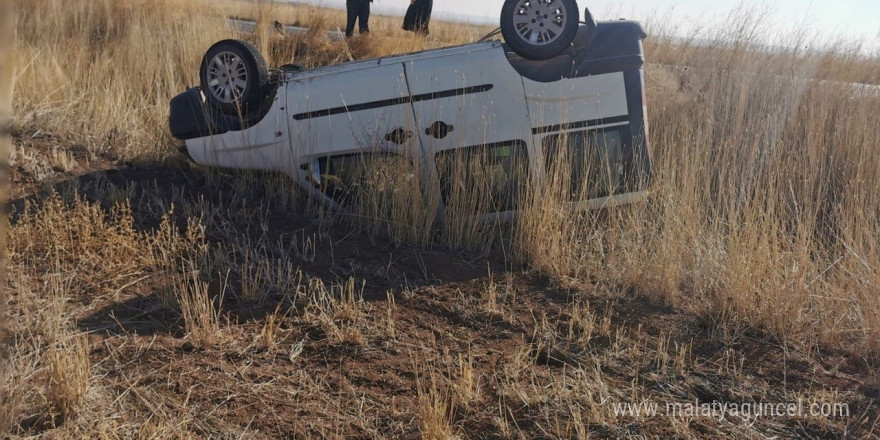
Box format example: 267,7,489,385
199,39,269,115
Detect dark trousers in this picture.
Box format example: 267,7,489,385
345,0,370,37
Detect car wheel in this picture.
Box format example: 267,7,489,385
500,0,580,60
199,39,269,115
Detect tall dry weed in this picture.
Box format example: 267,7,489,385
8,0,880,370
512,24,880,355
173,266,223,346
12,0,229,158
45,334,91,421
5,0,880,437
0,356,28,435
1,0,12,317
417,370,456,440
2,271,92,433
10,0,488,162
303,277,368,345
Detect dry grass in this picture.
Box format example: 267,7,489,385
416,371,456,440
45,333,91,421
5,0,880,437
509,22,880,357
173,266,223,346
1,0,12,335
11,0,227,160
303,277,369,346
9,0,491,163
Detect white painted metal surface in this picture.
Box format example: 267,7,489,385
184,39,648,216
287,63,416,165
403,45,531,153
186,88,289,172
522,72,629,129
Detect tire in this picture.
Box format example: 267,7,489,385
199,39,269,115
500,0,580,61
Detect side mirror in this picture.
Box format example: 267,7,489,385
583,7,597,35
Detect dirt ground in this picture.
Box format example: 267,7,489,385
5,136,879,438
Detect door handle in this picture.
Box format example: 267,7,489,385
426,121,453,140
385,127,413,145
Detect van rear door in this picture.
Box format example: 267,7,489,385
525,71,648,209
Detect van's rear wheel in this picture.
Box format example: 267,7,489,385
199,39,269,115
500,0,579,60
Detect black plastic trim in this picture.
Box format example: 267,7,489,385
292,84,493,121
170,80,280,141
622,69,652,191
531,114,629,135
507,20,647,83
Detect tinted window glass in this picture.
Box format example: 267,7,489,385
316,153,414,207
542,128,624,200
436,141,529,214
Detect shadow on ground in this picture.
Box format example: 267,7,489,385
10,159,510,338
8,159,880,439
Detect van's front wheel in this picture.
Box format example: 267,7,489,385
199,39,269,115
500,0,579,60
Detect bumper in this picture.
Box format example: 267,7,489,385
169,87,214,141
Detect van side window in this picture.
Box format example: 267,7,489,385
542,128,624,200
435,140,529,214
315,152,414,207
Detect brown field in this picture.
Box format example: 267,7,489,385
3,0,880,438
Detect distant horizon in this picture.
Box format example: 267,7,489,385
279,0,880,52
279,0,497,24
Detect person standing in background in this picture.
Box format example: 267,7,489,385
402,0,433,35
345,0,372,37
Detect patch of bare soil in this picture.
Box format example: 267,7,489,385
5,152,879,439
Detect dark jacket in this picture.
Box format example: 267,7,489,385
403,0,433,34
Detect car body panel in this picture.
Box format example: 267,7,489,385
184,86,289,171
522,72,629,133
287,63,416,165
285,41,502,83
403,45,532,152
172,21,652,221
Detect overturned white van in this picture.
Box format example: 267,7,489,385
169,9,652,221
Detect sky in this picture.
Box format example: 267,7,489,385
288,0,880,48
